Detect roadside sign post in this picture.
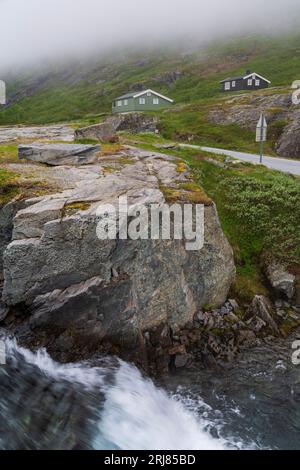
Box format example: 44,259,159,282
256,113,267,164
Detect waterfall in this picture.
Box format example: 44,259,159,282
0,337,227,450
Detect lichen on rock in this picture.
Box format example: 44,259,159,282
0,146,236,371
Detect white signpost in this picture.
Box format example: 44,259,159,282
0,340,6,365
256,113,268,164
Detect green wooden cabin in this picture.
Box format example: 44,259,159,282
112,89,173,113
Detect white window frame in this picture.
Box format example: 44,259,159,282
117,100,122,107
124,99,128,105
247,79,253,86
153,97,159,105
147,92,151,97
232,81,236,88
139,97,146,105
255,79,260,86
224,82,230,90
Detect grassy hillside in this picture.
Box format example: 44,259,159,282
1,31,300,128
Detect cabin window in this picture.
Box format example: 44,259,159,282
117,100,122,107
139,97,146,105
255,79,260,86
153,97,159,105
232,81,236,88
224,82,230,90
147,92,151,97
247,79,253,86
124,99,128,105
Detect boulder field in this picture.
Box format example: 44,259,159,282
0,145,236,372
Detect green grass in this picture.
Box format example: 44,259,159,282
0,144,57,207
74,138,100,145
0,145,19,206
186,154,300,301
0,168,20,207
123,103,276,154
0,145,18,163
158,103,275,154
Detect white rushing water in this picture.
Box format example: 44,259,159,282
4,338,228,450
97,362,226,450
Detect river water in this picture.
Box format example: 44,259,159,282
1,332,300,450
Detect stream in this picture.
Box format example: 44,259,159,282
1,331,300,450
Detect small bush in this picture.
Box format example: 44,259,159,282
219,173,300,265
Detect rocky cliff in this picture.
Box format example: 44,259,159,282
0,145,236,372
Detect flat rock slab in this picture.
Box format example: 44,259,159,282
18,143,101,166
0,125,74,144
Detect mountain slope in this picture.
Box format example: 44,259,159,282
1,32,300,126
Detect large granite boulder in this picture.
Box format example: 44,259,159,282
1,147,235,368
75,114,159,142
18,143,101,166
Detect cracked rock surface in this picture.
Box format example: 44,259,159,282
1,146,235,368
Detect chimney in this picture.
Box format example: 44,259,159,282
246,69,251,75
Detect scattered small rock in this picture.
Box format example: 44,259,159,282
175,353,191,369
245,295,279,334
237,330,257,348
228,299,239,312
275,309,287,320
169,344,186,356
266,263,296,300
154,143,178,150
246,316,267,333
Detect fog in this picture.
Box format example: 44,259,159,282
1,0,300,71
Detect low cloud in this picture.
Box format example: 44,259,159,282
0,0,299,71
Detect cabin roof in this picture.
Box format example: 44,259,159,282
115,89,174,103
220,72,271,84
220,75,245,83
115,91,139,100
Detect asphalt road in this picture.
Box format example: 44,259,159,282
180,144,300,176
